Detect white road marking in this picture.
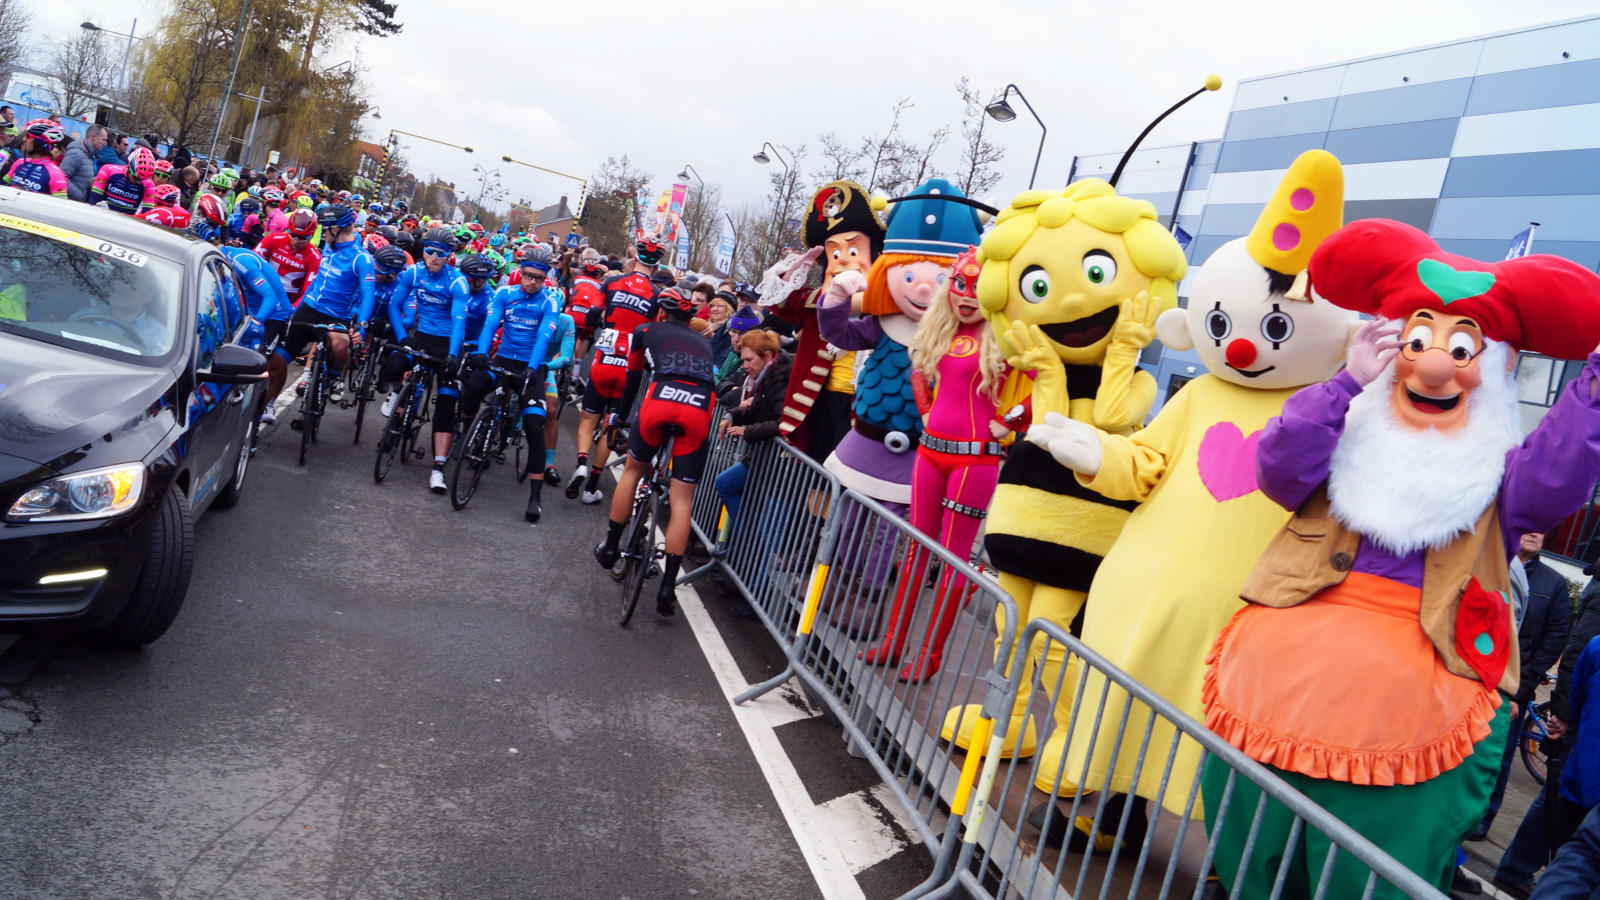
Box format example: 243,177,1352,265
675,579,867,900
817,784,922,876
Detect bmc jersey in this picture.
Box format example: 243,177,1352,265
138,206,191,229
628,320,715,386
592,272,658,336
5,158,68,196
90,164,154,215
255,232,322,310
567,275,605,335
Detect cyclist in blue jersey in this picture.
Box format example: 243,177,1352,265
379,226,471,493
368,244,410,344
282,204,375,411
541,298,576,486
190,215,290,424
458,254,497,357
460,245,563,519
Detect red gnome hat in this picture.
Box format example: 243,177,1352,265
1309,219,1600,360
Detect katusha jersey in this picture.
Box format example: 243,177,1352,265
89,164,155,215
255,232,321,311
138,206,191,229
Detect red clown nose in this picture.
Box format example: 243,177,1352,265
1226,338,1257,368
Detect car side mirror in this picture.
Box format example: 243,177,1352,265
204,342,268,384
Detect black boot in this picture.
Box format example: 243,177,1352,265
657,553,683,616
1027,793,1148,854
524,482,543,522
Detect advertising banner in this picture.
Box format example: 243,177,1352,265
714,221,736,276
666,182,687,242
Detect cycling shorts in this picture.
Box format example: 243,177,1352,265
582,356,629,414
627,379,714,484
401,332,452,365
283,303,347,361
263,318,288,359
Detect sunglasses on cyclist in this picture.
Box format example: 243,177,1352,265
422,244,451,258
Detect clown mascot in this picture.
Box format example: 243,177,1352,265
1201,220,1600,898
1024,150,1359,846
818,180,986,633
943,179,1187,764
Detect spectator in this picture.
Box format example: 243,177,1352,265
1498,567,1600,896
60,125,105,202
712,329,792,616
715,304,764,384
1475,534,1572,840
172,145,192,170
177,166,202,210
704,291,735,367
0,106,16,142
690,280,715,319
1532,805,1600,899
95,132,122,168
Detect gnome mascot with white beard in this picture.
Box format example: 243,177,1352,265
1203,219,1600,899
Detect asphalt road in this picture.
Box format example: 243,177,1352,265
0,393,838,900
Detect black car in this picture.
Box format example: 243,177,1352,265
0,190,268,647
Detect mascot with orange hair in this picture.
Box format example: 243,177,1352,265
1204,220,1600,898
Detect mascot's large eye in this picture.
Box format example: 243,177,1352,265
1019,265,1050,303
953,275,968,293
1082,251,1116,285
1204,303,1232,343
1260,305,1294,348
1405,323,1433,354
1448,331,1479,361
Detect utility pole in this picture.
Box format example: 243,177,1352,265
205,0,252,168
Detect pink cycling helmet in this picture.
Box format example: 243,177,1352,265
24,118,64,147
128,146,156,180
150,184,182,206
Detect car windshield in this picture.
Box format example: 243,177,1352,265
0,220,181,362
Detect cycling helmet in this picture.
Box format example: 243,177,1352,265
150,184,182,206
246,184,262,198
23,118,65,147
293,192,314,209
453,225,474,246
364,233,390,252
318,203,357,232
153,159,174,177
634,234,666,266
467,222,484,236
262,188,285,205
220,168,240,184
458,254,495,280
208,171,233,189
236,196,261,216
401,213,419,225
372,245,410,274
392,199,409,213
580,257,607,277
421,227,456,256
126,146,156,180
488,233,505,248
194,193,227,227
336,190,352,202
656,287,693,317
378,224,401,245
368,202,385,217
286,207,317,238
519,242,554,275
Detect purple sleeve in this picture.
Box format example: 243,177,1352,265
1500,353,1600,549
1255,370,1364,511
815,290,884,351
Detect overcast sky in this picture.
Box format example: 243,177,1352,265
32,0,1600,217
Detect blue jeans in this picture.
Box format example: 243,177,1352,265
1497,790,1550,885
715,461,747,523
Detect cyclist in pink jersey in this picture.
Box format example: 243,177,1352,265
89,145,158,215
3,119,69,197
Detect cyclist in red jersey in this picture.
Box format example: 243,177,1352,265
137,185,191,228
593,287,717,616
256,207,323,404
566,249,607,368
564,234,665,504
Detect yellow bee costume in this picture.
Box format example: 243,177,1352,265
942,180,1186,765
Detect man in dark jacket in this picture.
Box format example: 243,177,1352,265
1475,534,1573,840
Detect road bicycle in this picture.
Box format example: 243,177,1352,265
347,332,389,446
374,350,443,485
448,364,529,510
291,322,349,467
615,426,678,627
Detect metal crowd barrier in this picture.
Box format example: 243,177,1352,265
931,618,1449,900
734,488,1021,896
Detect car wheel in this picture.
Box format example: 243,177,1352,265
86,485,195,649
212,421,254,509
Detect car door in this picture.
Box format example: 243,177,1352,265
186,260,236,511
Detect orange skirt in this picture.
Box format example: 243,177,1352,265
1203,572,1499,787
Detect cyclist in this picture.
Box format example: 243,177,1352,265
256,208,323,422
457,253,498,357
231,194,266,249
565,234,665,504
136,184,191,228
592,287,716,617
261,188,289,233
2,120,67,196
566,249,608,374
461,246,563,520
369,244,410,340
153,158,174,184
189,213,288,358
283,203,375,417
379,226,471,494
541,294,576,487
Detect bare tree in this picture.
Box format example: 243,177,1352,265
681,182,724,273
812,132,865,185
886,126,950,194
0,0,32,89
953,77,1007,198
580,155,653,257
860,97,911,193
47,27,116,119
749,143,808,279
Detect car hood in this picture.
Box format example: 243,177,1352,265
0,332,177,469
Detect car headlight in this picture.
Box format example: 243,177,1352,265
6,463,146,523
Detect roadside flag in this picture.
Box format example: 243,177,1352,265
1505,225,1537,260
1173,224,1193,250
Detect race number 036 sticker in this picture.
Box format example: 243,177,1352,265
0,212,148,267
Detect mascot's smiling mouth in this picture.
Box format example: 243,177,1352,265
1228,365,1277,378
1040,305,1121,348
1406,387,1460,414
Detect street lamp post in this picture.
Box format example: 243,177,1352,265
985,84,1046,190
676,163,704,268
80,20,145,133
205,0,252,169
752,142,790,263
500,155,588,223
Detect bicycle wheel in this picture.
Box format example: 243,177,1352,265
619,491,656,627
298,348,321,466
1522,709,1550,785
353,347,377,445
512,418,527,483
450,402,496,510
374,382,413,484
402,375,432,463
342,344,366,406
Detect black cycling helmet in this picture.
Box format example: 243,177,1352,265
650,269,676,287
458,253,496,280
372,245,410,274
421,226,456,250
378,224,401,245
656,287,693,318
318,203,356,231
634,234,666,267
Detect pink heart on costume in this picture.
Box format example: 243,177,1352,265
1197,422,1263,502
